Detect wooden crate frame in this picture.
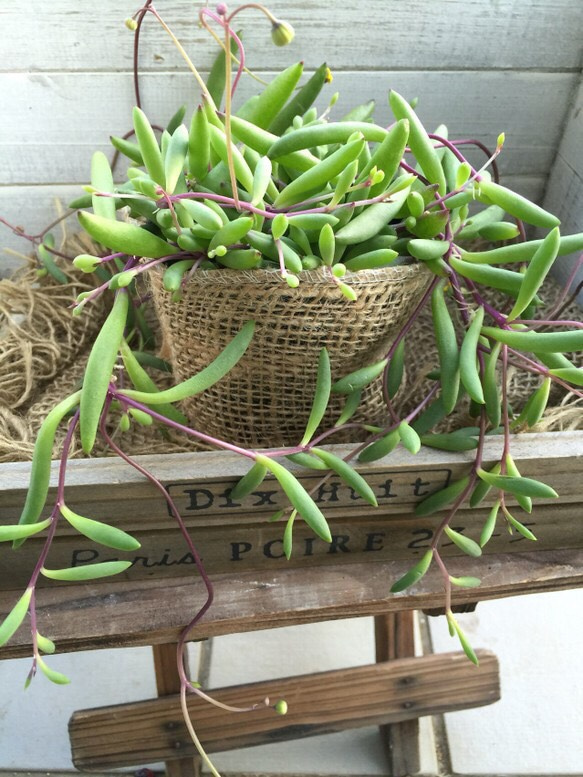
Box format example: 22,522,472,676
1,430,582,659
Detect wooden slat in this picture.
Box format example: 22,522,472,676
1,433,582,589
1,547,581,660
153,643,200,777
1,71,574,184
374,612,420,776
69,650,499,770
2,0,581,71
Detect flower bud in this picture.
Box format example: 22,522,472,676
125,18,138,31
274,699,288,715
271,19,295,46
216,2,228,16
285,274,299,288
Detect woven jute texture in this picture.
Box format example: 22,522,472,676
0,234,108,410
151,264,432,448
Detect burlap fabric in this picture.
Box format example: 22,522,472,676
151,264,432,448
396,278,583,432
0,234,108,410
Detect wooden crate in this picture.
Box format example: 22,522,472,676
1,431,582,594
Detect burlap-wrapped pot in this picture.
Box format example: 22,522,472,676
151,264,431,448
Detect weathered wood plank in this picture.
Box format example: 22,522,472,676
69,651,499,770
374,611,420,776
1,433,581,590
544,77,583,301
153,642,201,777
1,547,581,660
1,0,581,71
1,71,574,184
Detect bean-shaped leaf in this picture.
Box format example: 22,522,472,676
16,391,82,540
408,239,449,262
504,454,532,513
504,508,537,541
364,119,410,198
480,500,501,547
420,433,477,452
334,188,410,245
398,420,421,454
0,589,32,647
389,90,446,194
446,613,479,665
209,124,254,194
41,561,133,581
476,469,558,498
188,105,210,182
120,341,187,425
550,367,583,386
164,124,189,194
459,307,485,404
477,179,560,228
334,390,363,427
480,326,583,354
274,137,365,208
449,255,524,297
91,151,116,221
332,358,388,394
60,504,140,551
450,576,482,588
256,455,332,542
444,526,482,557
483,342,502,429
286,452,330,470
312,448,377,506
414,476,470,517
133,106,165,187
110,135,144,165
37,657,71,685
460,232,583,264
507,227,560,320
80,291,129,454
301,349,331,445
0,518,51,542
358,428,400,463
469,461,501,507
390,550,433,593
431,282,460,414
283,510,297,561
343,248,398,272
269,62,329,135
78,212,178,259
121,320,254,405
230,462,268,501
268,122,386,158
208,216,254,252
36,632,56,655
239,62,304,129
229,115,319,173
386,339,405,399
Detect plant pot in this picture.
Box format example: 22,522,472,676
150,264,431,448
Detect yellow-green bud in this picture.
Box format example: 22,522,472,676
285,274,300,288
125,18,138,31
119,413,131,432
274,699,288,715
332,263,346,278
271,19,295,46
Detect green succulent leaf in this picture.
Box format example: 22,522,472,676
60,505,141,551
312,448,378,507
391,550,433,593
301,349,331,445
41,561,133,581
0,589,32,648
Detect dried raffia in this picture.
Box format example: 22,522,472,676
0,233,109,410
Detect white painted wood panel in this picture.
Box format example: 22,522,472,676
1,70,576,184
0,175,547,276
1,0,581,72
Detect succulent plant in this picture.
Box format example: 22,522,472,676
1,2,582,771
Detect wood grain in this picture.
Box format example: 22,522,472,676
1,433,582,590
2,0,581,71
1,547,581,660
69,650,499,770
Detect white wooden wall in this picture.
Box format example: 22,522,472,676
1,0,582,273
